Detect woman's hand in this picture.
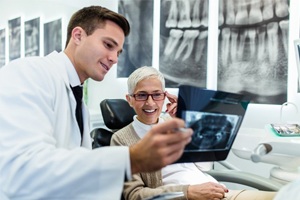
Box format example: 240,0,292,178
187,182,228,200
165,91,177,118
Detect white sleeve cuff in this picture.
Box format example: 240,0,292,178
125,146,132,181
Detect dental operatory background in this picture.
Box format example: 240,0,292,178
1,0,300,190
116,0,290,105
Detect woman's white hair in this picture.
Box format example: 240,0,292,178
127,66,165,94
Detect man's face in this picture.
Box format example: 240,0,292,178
74,20,125,83
127,77,165,125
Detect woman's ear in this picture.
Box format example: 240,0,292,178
126,95,133,107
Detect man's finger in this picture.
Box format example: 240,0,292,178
150,118,185,133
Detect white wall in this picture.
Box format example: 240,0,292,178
0,0,118,59
1,0,300,188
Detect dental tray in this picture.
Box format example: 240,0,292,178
270,123,300,137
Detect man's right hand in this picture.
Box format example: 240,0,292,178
129,118,192,174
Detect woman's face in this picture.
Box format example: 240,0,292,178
127,77,165,125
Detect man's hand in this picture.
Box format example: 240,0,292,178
129,118,192,174
165,91,177,118
187,182,228,200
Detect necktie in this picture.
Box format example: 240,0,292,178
71,85,83,138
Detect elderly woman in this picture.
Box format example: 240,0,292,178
111,66,276,200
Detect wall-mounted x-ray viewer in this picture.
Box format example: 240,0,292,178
175,85,250,163
294,39,300,93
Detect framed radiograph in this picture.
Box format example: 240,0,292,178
294,39,300,93
25,17,40,57
44,18,62,56
160,0,208,88
217,0,289,104
117,0,154,78
0,28,5,68
8,17,21,61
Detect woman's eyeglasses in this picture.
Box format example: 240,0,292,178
130,93,166,101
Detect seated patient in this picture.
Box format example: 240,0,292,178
110,66,276,200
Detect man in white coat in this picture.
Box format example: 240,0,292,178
0,6,192,199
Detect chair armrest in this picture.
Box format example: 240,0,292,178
90,128,113,148
206,170,284,191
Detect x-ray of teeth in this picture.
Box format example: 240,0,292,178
0,29,5,68
115,0,289,104
185,113,238,150
218,0,289,104
25,17,40,57
44,19,62,56
117,0,153,78
160,0,208,88
9,17,21,61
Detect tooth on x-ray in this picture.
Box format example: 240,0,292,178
248,0,263,24
219,0,224,25
220,28,231,66
166,0,178,28
237,30,248,60
230,30,238,62
257,25,267,61
192,0,201,28
247,28,257,59
175,30,199,61
279,20,289,55
195,30,208,62
235,0,249,25
164,29,183,56
200,0,208,27
267,22,279,65
275,0,289,18
177,0,192,28
262,0,274,21
225,0,235,25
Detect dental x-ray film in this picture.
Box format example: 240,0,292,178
176,85,250,162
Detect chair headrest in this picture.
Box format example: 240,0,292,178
100,99,136,130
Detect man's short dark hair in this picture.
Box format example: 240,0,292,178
65,6,130,48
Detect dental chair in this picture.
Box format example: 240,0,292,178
231,126,300,185
91,99,283,191
90,98,136,148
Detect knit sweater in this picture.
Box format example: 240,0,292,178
110,123,189,200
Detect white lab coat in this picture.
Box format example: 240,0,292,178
0,52,130,199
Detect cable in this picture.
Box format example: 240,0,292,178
280,102,298,123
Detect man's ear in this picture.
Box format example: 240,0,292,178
72,27,84,45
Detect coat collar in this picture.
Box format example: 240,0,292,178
46,51,81,89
